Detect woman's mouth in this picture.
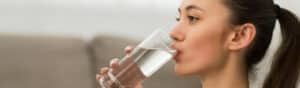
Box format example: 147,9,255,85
172,50,180,62
171,44,181,62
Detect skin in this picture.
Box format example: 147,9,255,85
171,0,256,88
97,0,257,88
96,46,143,88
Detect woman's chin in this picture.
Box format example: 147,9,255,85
174,64,197,76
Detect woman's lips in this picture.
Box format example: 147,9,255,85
173,50,180,62
171,44,181,62
171,43,182,62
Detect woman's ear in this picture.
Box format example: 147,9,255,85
227,23,256,51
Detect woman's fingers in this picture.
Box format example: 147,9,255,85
96,46,140,87
96,67,109,81
100,67,109,74
96,74,101,81
110,45,134,69
125,46,143,88
124,46,133,54
96,58,120,80
110,58,120,69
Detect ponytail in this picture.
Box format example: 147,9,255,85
263,6,300,88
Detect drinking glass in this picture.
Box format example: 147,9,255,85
99,28,176,88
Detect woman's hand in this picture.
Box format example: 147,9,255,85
96,46,143,88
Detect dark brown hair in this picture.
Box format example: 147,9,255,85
224,0,300,88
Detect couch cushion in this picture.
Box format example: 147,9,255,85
91,35,201,88
0,34,95,88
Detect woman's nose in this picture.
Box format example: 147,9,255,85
170,25,185,42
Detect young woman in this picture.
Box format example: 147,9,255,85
96,0,300,88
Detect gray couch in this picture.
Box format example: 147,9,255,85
0,34,201,88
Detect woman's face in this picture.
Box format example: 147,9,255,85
171,0,233,76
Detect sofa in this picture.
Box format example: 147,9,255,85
0,33,201,88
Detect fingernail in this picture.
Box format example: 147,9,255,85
100,67,109,74
110,58,119,65
125,46,132,50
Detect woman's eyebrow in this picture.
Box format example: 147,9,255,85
186,5,205,12
178,5,204,14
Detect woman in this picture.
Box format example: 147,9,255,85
96,0,300,88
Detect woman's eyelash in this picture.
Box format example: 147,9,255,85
175,16,199,22
187,16,199,21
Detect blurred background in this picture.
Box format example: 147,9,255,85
0,0,299,40
0,0,182,41
0,0,299,88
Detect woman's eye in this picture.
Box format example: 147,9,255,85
187,16,199,23
175,16,199,23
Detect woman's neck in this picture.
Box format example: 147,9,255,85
200,53,249,88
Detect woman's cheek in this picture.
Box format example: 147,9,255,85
175,28,224,75
174,41,213,74
175,43,218,75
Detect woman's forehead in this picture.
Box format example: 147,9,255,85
180,0,224,11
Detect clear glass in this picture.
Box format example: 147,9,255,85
99,28,176,88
